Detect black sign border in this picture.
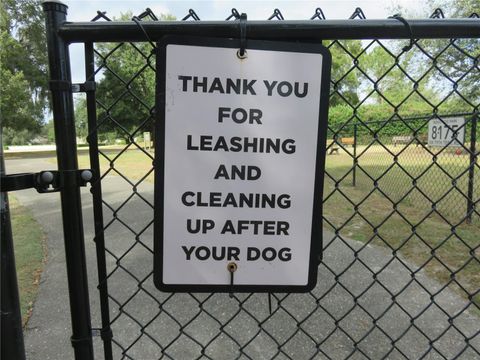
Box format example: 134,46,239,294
154,36,331,293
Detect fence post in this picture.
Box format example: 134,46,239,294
1,139,26,360
467,114,477,224
84,41,113,359
42,2,94,359
353,123,357,186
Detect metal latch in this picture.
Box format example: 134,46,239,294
1,170,93,193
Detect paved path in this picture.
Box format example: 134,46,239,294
6,157,480,359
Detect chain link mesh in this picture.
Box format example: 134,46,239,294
81,7,480,359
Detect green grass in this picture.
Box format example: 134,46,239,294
73,146,479,307
76,148,155,183
10,196,46,326
324,145,480,307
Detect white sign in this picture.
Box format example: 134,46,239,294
428,117,465,147
154,37,331,292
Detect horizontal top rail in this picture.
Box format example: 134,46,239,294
58,19,480,43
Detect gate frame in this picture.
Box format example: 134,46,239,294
39,1,480,359
44,2,94,358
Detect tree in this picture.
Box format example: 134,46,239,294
328,40,363,107
73,98,88,140
427,0,478,16
95,12,175,141
390,0,479,112
1,0,48,142
423,1,479,112
360,43,440,108
1,0,48,111
95,41,155,140
0,36,41,131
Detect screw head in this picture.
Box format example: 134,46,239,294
227,262,238,273
41,171,54,184
81,170,93,182
236,49,248,59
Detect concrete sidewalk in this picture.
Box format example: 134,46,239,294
4,145,130,160
6,157,480,359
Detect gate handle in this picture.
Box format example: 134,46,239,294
1,169,93,193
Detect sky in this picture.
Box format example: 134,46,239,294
58,0,434,84
62,0,430,22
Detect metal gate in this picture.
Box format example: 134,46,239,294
13,2,480,359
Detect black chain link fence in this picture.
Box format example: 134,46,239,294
78,6,480,359
327,114,478,223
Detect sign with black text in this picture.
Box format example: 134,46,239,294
154,37,331,292
428,117,465,147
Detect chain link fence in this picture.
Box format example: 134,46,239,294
73,6,480,359
327,114,479,223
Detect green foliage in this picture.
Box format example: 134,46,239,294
0,63,42,131
43,119,55,143
95,12,174,140
2,127,37,145
74,98,88,140
1,0,47,138
327,101,434,142
361,45,418,104
1,0,48,110
328,40,363,106
98,131,120,145
10,195,45,325
427,0,478,16
95,40,155,139
326,3,478,143
328,104,354,130
403,1,480,108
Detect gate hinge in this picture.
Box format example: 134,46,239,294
49,80,96,93
1,170,93,193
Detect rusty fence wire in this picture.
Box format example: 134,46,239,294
76,6,480,360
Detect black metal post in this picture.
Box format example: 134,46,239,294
1,137,26,360
467,114,477,224
353,123,357,187
85,41,113,360
43,2,94,359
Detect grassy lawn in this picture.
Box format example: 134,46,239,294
9,196,46,326
324,145,479,307
76,147,155,183
75,146,479,307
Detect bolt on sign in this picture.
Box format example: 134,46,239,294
154,36,331,292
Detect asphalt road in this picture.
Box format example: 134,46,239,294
6,157,480,360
